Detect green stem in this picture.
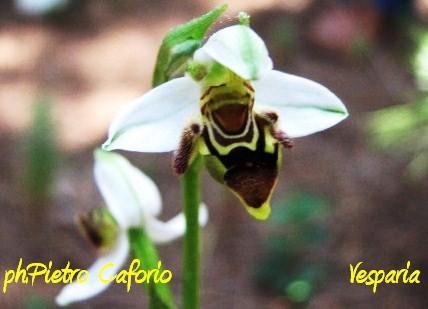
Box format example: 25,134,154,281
129,228,175,309
181,155,203,309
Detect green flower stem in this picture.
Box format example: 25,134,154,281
181,155,203,309
129,228,175,309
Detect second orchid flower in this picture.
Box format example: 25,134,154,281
55,150,208,306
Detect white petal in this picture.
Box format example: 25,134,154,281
200,25,272,80
94,150,162,228
145,204,208,244
55,232,129,306
254,70,348,137
103,77,200,152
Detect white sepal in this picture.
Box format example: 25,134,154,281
254,70,348,138
145,204,209,244
94,150,162,228
55,232,129,306
103,77,200,152
201,25,273,81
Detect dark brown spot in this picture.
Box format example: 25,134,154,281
212,104,249,135
190,123,201,134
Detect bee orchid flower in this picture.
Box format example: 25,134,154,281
102,24,348,220
55,150,208,306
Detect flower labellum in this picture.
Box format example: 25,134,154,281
103,22,348,220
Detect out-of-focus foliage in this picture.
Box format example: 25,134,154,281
368,98,428,149
270,19,297,55
368,97,428,179
350,34,373,60
24,293,48,309
254,192,330,304
152,4,227,87
413,31,428,91
23,97,59,204
368,29,428,180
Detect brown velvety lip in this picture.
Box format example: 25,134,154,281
212,104,249,135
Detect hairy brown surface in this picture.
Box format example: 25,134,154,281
172,124,200,175
224,163,277,208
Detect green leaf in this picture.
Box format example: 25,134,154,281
152,4,227,87
129,228,175,309
24,96,59,204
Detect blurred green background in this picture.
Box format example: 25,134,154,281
0,0,427,308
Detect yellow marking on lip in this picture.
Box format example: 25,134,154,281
205,113,259,156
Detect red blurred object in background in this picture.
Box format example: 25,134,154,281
309,5,380,56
